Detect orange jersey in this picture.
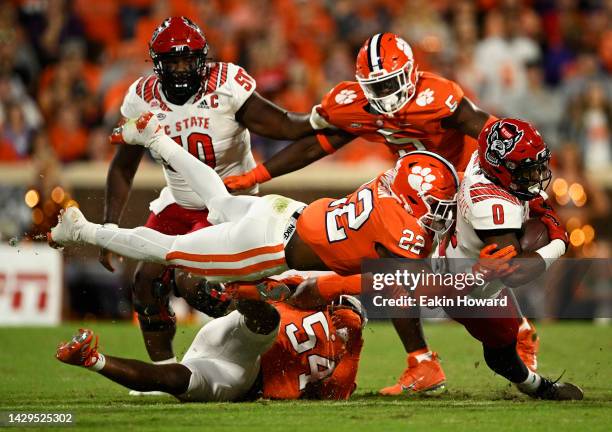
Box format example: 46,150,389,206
296,169,433,275
317,71,477,170
261,303,351,399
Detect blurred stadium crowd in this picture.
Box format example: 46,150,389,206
1,0,610,164
0,0,610,319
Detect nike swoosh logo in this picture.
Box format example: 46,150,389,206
400,376,425,392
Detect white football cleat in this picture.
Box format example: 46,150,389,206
110,112,162,147
48,206,88,247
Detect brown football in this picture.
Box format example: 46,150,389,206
520,218,550,252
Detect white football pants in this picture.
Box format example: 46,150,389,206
87,135,305,281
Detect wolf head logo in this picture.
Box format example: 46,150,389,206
485,121,524,166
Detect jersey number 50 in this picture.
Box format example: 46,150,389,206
171,133,216,168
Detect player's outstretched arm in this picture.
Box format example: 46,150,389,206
100,135,146,271
441,97,496,139
236,92,314,140
224,130,353,192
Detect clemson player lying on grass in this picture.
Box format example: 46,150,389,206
56,273,365,401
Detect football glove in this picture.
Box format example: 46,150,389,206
223,164,272,191
529,196,568,245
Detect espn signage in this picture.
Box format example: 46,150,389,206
0,244,62,325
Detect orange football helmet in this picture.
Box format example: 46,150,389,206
356,32,418,115
391,151,459,234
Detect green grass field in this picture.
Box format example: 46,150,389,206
1,321,610,431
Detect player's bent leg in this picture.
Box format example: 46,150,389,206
179,309,279,402
453,313,583,400
132,262,177,362
56,329,192,396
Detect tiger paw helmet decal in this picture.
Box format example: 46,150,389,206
408,166,437,195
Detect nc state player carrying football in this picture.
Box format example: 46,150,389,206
101,17,317,369
56,273,366,401
443,118,580,400
223,32,539,395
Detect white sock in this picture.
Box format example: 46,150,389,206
516,369,542,393
89,353,106,372
414,350,433,363
153,357,177,365
93,226,173,264
79,221,100,244
519,317,531,332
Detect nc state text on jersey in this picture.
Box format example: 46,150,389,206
162,117,210,135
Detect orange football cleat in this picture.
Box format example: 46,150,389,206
56,328,101,368
517,318,539,371
379,351,446,395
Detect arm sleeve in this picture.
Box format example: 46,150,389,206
120,78,150,119
226,63,257,112
316,273,362,302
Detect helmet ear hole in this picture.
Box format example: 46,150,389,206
408,196,418,205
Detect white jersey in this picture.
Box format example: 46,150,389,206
120,62,258,213
446,151,529,260
444,152,529,297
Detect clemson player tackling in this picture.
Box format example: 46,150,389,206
291,118,583,400
49,111,464,285
224,32,538,395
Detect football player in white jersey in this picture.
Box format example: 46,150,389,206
443,118,580,400
99,17,320,366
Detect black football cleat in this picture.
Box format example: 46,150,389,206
530,377,584,401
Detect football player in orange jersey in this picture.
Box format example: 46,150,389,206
56,273,365,401
223,32,538,395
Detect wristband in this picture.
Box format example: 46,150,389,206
316,133,337,155
535,239,566,269
309,105,331,130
